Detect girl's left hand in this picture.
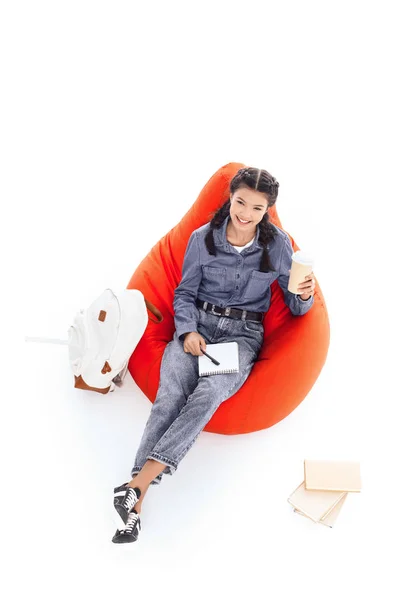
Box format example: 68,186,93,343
297,272,316,300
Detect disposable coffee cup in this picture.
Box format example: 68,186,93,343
288,250,314,294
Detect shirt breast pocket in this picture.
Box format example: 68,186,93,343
244,270,275,301
201,266,227,293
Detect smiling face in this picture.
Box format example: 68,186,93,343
229,186,269,236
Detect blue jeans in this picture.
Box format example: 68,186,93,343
130,307,264,485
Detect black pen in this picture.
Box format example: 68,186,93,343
200,348,220,366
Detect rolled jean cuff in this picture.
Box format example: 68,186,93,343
130,453,178,486
147,452,178,475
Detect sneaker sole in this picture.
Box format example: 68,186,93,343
111,531,139,544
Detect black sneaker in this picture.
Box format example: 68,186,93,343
112,509,141,544
113,483,141,527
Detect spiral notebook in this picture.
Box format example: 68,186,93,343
198,342,239,376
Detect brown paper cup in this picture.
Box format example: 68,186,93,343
288,251,314,294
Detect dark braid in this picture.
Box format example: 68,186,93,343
204,167,279,272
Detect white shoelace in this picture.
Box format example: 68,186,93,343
122,488,138,512
122,511,140,534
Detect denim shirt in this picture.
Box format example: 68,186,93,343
173,215,314,341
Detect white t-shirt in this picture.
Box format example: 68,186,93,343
231,236,255,253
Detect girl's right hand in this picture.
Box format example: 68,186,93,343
183,332,207,356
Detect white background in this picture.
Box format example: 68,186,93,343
2,1,399,598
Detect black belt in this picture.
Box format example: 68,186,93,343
196,298,263,322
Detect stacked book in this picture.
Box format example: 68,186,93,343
288,460,362,528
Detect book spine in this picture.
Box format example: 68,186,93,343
306,485,361,493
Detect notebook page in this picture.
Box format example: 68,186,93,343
198,342,239,376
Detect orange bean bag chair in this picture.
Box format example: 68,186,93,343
127,162,330,434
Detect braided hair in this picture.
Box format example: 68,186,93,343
204,167,280,272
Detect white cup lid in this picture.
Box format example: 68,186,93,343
291,250,314,266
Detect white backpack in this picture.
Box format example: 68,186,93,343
26,288,163,394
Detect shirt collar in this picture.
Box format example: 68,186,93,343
214,214,263,250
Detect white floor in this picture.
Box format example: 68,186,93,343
4,2,400,599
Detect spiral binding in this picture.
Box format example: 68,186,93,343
201,368,238,376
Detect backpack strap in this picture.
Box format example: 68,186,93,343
74,375,113,394
144,297,163,324
25,336,68,344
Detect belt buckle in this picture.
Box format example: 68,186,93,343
210,304,221,316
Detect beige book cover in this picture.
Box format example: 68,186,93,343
294,493,348,527
287,482,346,523
304,459,362,492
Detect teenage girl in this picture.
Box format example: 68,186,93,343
112,166,315,543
